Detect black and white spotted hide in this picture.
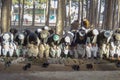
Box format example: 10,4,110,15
97,30,113,59
27,32,40,57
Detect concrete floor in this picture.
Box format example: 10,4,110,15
0,71,120,80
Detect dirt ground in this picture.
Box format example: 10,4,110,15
0,71,120,80
0,58,120,80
